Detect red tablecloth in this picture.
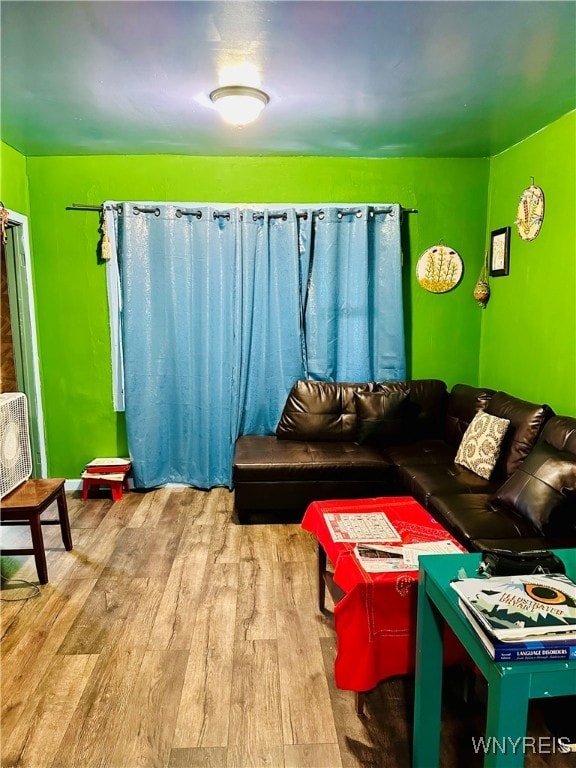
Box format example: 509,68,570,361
301,496,467,692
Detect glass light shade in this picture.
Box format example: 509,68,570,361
209,86,269,127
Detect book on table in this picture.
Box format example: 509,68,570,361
450,572,576,642
85,457,131,474
457,598,576,662
81,471,127,482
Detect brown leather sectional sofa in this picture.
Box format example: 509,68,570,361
233,379,576,552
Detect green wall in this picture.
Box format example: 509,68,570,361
0,141,29,215
480,111,576,416
25,155,488,476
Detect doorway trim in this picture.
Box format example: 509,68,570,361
5,209,47,477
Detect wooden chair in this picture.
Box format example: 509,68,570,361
0,478,72,584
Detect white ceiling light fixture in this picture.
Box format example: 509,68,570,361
209,85,269,127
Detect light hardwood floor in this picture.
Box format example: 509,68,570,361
0,488,571,768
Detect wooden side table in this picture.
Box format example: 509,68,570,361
0,478,72,584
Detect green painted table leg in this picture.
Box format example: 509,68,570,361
413,571,444,768
482,672,531,768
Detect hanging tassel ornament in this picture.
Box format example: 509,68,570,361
0,203,9,246
473,251,490,308
98,208,112,261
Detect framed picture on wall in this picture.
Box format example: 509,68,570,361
489,226,511,277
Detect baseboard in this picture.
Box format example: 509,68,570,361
65,479,83,492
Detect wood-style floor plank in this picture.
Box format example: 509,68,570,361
126,488,169,528
226,745,286,768
228,640,283,756
172,561,239,749
95,488,146,531
148,554,209,651
110,649,189,768
43,526,122,583
284,743,343,768
235,560,277,642
56,574,164,655
274,560,339,746
168,747,228,767
50,646,146,768
1,578,96,695
1,652,99,768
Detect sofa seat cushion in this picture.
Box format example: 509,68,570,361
381,439,456,467
398,462,501,506
428,494,539,545
233,435,391,482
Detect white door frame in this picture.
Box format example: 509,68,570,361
6,209,47,476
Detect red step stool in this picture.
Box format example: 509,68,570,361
81,472,130,502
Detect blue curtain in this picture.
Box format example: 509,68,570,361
111,202,404,489
115,205,305,488
305,205,405,381
233,210,307,436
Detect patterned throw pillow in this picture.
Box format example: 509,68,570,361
455,411,510,479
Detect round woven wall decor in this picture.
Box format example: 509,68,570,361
416,245,463,293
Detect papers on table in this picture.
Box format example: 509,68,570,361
324,512,402,543
322,512,461,573
354,544,417,573
403,539,462,565
354,539,462,573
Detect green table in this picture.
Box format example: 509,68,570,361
413,549,576,767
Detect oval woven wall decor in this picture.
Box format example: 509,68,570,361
416,245,463,293
515,185,545,241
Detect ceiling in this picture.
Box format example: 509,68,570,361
1,1,575,158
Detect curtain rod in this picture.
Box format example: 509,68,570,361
66,203,418,215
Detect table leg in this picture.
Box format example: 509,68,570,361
56,486,73,550
413,570,444,768
111,481,124,501
29,511,48,584
355,691,365,715
482,673,530,768
318,543,326,612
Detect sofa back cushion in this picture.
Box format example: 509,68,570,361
354,390,418,446
538,415,576,454
276,378,447,441
491,440,576,535
374,379,447,440
486,391,553,478
276,380,375,440
443,384,494,447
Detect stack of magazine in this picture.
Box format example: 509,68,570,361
451,572,576,662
